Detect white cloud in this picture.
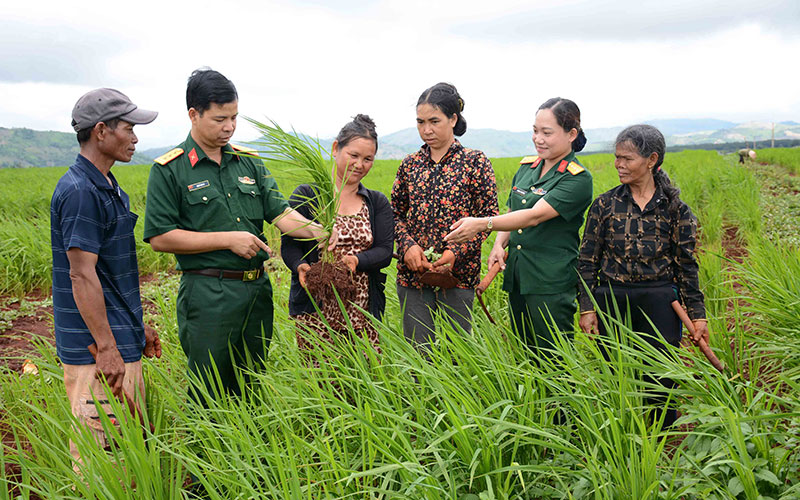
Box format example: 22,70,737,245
0,0,798,150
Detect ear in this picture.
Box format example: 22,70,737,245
648,152,659,170
188,107,200,124
449,113,458,128
331,140,339,158
567,128,578,143
93,122,107,141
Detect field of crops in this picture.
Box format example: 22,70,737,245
1,149,799,499
755,147,800,175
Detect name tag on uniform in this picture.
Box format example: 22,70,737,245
512,186,528,196
238,176,256,185
533,188,548,195
187,180,210,192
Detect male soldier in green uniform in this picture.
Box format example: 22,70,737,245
144,69,333,401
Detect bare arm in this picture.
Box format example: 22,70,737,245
273,208,337,251
66,248,125,395
445,198,559,244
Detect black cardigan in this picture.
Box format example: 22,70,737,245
280,183,394,319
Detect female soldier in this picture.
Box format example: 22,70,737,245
576,124,709,427
392,82,499,351
282,114,393,355
446,98,593,356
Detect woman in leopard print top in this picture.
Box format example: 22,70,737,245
281,115,394,355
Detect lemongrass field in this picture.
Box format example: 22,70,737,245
1,148,799,499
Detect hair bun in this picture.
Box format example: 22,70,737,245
573,129,587,152
353,113,376,131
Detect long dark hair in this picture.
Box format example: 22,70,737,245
615,124,681,214
538,97,586,152
335,114,378,151
417,82,467,136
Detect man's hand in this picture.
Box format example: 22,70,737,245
342,255,359,273
579,312,599,337
94,345,125,397
431,249,455,272
403,245,432,273
228,231,271,259
143,325,162,359
297,262,311,288
691,319,710,346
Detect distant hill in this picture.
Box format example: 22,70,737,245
3,119,799,167
0,127,152,168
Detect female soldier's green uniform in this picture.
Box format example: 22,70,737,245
503,151,593,355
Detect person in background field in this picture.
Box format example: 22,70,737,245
577,124,709,428
51,88,161,473
143,69,335,403
392,82,499,352
282,114,393,357
446,97,593,359
738,147,756,164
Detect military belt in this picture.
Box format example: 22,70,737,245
184,268,264,282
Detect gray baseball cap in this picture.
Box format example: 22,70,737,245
71,88,158,132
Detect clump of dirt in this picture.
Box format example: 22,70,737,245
305,260,357,330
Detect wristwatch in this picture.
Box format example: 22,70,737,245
486,217,493,231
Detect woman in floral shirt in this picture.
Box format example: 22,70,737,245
391,82,498,351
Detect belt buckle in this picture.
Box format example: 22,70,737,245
243,270,258,282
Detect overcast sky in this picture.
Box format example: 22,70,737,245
1,0,798,149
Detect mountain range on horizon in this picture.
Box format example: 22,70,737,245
1,118,799,168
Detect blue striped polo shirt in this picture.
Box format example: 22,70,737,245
50,154,145,365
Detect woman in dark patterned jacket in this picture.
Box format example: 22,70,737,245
391,82,499,352
577,124,709,428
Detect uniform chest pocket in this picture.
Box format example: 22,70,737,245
184,188,226,229
236,183,263,220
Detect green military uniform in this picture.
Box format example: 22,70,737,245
143,133,289,398
503,151,593,355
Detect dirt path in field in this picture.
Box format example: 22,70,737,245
1,274,164,498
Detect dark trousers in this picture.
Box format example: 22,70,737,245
177,273,274,403
594,281,682,427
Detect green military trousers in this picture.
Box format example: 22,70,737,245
508,285,576,359
177,272,274,401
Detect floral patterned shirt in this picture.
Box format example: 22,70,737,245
392,139,499,289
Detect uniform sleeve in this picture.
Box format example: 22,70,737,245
543,170,593,222
674,202,706,320
391,157,417,256
143,163,181,242
260,164,290,223
356,191,394,272
577,196,606,312
56,187,106,254
280,184,317,274
446,153,499,262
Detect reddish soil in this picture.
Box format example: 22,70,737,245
305,259,357,330
1,275,162,497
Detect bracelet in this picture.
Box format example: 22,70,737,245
579,310,595,316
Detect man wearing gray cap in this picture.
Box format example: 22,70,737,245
51,88,161,473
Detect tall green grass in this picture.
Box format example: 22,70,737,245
755,147,800,175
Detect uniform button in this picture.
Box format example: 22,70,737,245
236,217,241,222
227,193,231,198
521,199,527,204
202,196,208,201
516,245,522,250
517,229,523,234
